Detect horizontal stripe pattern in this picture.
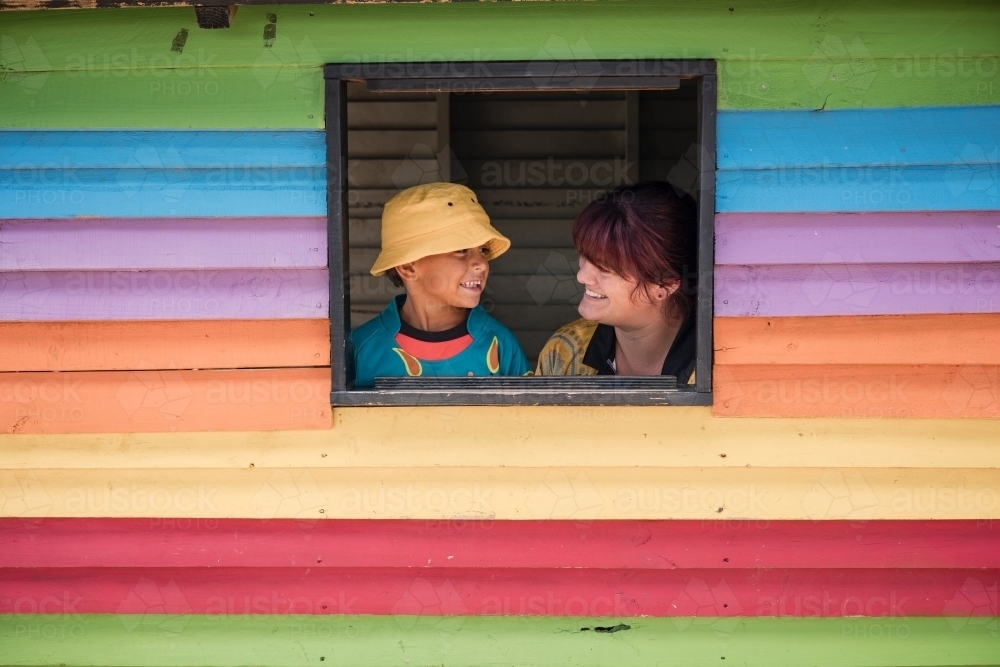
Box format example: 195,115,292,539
4,519,996,569
715,262,1000,317
0,320,330,371
716,165,997,212
715,211,1000,265
714,314,1000,365
0,217,326,271
0,168,325,218
0,269,329,320
716,109,998,417
4,407,999,469
718,107,1000,169
1,615,995,666
716,106,999,213
0,130,325,167
715,364,1000,419
0,368,330,434
0,131,330,430
2,467,996,519
4,567,995,618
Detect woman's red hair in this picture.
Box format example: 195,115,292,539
572,181,698,315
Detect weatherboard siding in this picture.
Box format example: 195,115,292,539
1,3,998,667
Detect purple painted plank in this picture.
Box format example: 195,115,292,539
0,269,329,321
716,211,1000,265
0,217,327,271
716,263,1000,317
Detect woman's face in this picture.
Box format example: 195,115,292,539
576,256,678,330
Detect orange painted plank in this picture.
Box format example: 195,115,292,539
714,365,999,419
715,314,1000,366
0,368,331,434
0,320,330,372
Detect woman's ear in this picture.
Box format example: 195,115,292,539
652,279,681,303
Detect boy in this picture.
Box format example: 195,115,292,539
351,182,530,387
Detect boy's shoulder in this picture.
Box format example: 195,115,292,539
350,310,391,351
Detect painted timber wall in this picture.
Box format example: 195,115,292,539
1,2,999,665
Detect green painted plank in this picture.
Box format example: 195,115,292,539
0,67,323,129
2,615,997,666
1,1,997,70
1,1,997,126
2,57,995,129
718,58,1000,110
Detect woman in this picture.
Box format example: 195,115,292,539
535,181,698,383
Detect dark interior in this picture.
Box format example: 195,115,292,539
346,82,699,364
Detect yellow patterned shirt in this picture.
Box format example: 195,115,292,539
535,317,697,385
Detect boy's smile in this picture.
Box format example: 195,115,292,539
394,246,491,331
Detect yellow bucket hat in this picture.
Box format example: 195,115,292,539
370,182,511,277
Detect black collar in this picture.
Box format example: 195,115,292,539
582,313,697,382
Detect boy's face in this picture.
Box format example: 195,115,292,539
396,246,490,309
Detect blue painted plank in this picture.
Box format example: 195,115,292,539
0,168,326,218
716,165,1000,212
718,106,1000,169
0,131,325,169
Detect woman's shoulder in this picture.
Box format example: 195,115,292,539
535,318,600,376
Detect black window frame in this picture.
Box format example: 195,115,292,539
325,59,716,406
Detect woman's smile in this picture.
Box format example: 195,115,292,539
583,287,607,299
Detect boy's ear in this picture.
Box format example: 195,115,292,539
394,262,418,282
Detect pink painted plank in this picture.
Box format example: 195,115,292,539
715,262,1000,317
0,269,328,320
2,567,994,617
716,211,1000,266
3,519,997,569
0,217,326,271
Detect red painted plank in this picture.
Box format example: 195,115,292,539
0,217,326,271
3,519,997,569
2,567,995,617
716,211,1000,265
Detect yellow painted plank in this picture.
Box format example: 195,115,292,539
2,467,996,520
2,407,999,470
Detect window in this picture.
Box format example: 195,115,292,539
325,60,716,406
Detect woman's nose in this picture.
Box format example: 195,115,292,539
576,260,594,284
